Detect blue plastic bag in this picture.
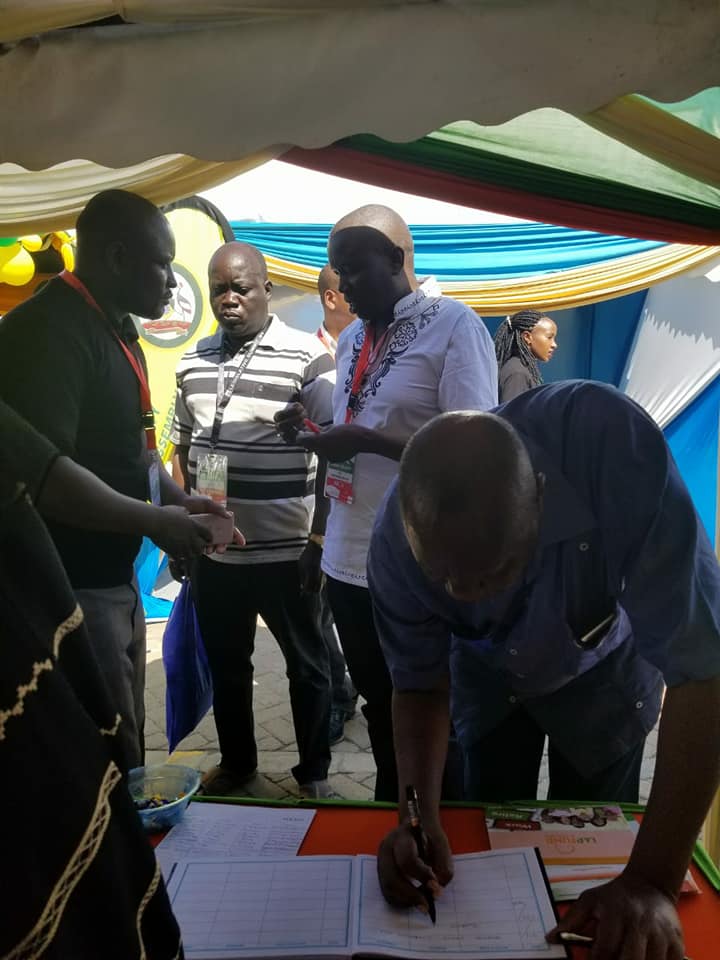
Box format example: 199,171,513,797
162,579,213,752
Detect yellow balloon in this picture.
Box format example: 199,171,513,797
60,241,75,272
0,247,35,286
20,234,42,252
0,242,20,268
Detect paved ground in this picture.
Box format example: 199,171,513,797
144,620,658,803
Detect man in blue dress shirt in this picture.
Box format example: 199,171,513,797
370,381,720,960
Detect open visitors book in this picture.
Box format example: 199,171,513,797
166,848,569,960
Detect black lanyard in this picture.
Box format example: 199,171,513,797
210,317,272,449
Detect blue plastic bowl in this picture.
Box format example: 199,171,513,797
128,763,201,832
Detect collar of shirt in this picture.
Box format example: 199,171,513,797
392,276,443,322
216,313,282,359
317,323,337,357
55,275,139,343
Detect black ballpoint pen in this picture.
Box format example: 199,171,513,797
406,784,437,924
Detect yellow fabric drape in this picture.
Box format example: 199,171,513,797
266,244,720,314
0,150,284,236
0,1,411,44
583,94,720,190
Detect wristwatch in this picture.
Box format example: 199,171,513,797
308,533,325,549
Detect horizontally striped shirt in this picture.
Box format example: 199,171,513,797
171,315,334,564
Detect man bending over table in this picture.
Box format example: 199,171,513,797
370,381,720,960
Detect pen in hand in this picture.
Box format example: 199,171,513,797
558,933,691,959
406,784,437,925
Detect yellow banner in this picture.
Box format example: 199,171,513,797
134,205,223,461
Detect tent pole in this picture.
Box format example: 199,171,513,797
701,406,720,866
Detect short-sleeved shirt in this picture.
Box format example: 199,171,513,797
0,277,150,589
368,381,720,776
322,279,498,588
172,315,334,565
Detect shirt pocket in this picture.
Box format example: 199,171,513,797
562,529,617,645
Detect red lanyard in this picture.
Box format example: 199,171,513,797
59,270,157,451
345,325,391,423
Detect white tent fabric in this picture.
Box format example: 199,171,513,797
200,160,524,225
620,259,720,429
0,151,281,236
1,1,718,169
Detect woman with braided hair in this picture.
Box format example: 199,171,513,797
494,308,558,402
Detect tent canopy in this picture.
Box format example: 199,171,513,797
2,2,720,241
2,2,718,169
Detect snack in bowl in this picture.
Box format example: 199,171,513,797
128,763,201,832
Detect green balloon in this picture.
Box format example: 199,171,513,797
0,237,17,246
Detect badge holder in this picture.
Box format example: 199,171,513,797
325,458,355,505
195,452,229,508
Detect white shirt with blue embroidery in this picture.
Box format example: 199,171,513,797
322,278,498,588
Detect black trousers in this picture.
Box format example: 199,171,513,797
463,705,644,802
192,556,331,785
319,584,356,711
326,577,464,803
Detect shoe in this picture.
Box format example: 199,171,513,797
298,779,342,800
200,766,282,799
329,706,346,746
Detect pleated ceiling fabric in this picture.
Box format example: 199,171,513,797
1,2,718,169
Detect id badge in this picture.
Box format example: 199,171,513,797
196,452,228,508
325,458,355,505
148,451,162,506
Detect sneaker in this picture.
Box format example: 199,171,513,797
298,779,342,800
329,706,346,746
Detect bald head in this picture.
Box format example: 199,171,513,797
76,189,166,252
208,241,271,347
331,204,414,261
328,205,416,324
399,412,542,601
74,189,176,320
209,241,268,279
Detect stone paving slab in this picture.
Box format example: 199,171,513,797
145,621,658,803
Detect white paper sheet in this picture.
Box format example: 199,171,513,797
156,803,316,876
167,850,566,960
353,851,566,959
167,856,353,958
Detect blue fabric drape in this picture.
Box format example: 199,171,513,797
483,292,645,388
665,376,720,542
135,536,172,620
231,222,663,281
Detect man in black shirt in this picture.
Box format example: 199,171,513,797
0,189,225,769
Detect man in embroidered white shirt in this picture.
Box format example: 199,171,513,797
276,205,498,800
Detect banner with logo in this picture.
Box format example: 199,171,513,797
133,198,233,462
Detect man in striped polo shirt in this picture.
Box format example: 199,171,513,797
172,242,336,798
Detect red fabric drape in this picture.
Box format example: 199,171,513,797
285,145,720,246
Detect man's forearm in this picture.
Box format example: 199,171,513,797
393,684,451,826
357,426,405,462
626,675,720,896
37,455,163,539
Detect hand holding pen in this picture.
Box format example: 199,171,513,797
406,785,438,924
